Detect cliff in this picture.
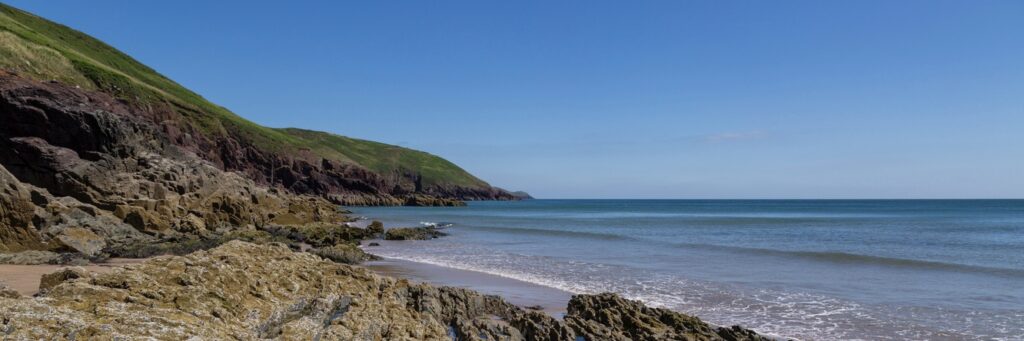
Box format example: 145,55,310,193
0,3,513,206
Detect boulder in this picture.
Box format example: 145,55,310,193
55,227,105,257
311,244,379,265
384,227,447,240
38,267,89,293
366,220,385,236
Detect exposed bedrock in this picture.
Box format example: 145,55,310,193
0,73,344,256
0,71,511,207
0,241,770,341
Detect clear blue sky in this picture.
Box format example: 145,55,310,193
9,1,1022,198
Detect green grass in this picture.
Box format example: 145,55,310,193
279,128,487,188
0,2,491,190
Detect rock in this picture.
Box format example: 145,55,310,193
0,70,512,221
311,244,379,264
385,226,447,240
0,283,19,298
55,227,105,257
0,73,351,258
367,220,385,236
177,213,207,233
0,250,61,265
367,242,380,247
565,293,771,341
38,267,89,293
0,165,46,253
0,241,456,339
0,242,768,340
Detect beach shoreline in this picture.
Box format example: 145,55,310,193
358,238,794,341
364,253,573,317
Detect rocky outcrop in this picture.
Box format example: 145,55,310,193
0,161,152,258
0,69,511,207
0,164,44,253
385,226,448,240
565,293,771,341
36,266,88,294
311,244,379,264
0,72,347,258
0,242,768,340
366,220,385,236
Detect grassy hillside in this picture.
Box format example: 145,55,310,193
0,3,491,190
279,128,487,188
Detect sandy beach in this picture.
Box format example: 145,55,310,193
365,253,573,317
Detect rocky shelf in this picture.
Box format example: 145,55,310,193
0,241,771,341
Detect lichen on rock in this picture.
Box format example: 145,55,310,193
0,242,770,340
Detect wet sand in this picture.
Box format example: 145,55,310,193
0,258,144,296
365,256,573,317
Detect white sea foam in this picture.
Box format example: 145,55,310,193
371,241,997,341
356,200,1024,340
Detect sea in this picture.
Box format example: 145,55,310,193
354,199,1024,340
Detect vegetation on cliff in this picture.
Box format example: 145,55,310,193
0,3,509,203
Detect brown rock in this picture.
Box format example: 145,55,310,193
0,242,769,340
55,227,105,257
38,267,89,293
565,293,771,341
0,165,45,253
311,244,379,265
0,283,19,298
0,250,61,265
367,220,385,236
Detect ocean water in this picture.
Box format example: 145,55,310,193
354,200,1024,340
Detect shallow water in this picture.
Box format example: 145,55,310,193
355,199,1024,340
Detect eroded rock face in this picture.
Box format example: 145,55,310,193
0,164,43,252
0,70,511,209
0,73,346,258
0,242,769,340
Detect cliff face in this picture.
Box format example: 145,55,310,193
0,2,517,255
0,3,513,205
0,241,770,341
0,72,346,255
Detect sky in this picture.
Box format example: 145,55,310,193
8,1,1023,198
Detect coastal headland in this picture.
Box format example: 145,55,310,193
0,3,777,340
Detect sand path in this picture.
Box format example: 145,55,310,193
0,258,145,296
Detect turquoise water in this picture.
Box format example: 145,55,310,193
355,200,1024,340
